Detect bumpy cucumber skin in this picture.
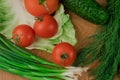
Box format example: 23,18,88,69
62,0,109,24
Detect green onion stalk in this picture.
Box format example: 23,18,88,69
74,0,120,80
0,33,87,80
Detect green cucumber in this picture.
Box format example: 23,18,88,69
62,0,109,24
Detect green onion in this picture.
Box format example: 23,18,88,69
0,33,87,80
0,33,59,67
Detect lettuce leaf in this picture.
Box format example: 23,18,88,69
0,0,35,37
0,0,77,53
27,4,77,53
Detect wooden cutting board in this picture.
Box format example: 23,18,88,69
1,0,119,80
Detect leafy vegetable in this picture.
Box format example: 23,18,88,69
74,0,120,80
0,0,35,37
0,0,77,53
27,4,77,53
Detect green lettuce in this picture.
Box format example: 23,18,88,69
0,0,35,37
27,4,77,53
0,0,77,53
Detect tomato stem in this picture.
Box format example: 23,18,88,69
38,0,50,13
61,54,68,59
38,0,46,4
35,17,43,22
12,34,22,46
61,53,68,66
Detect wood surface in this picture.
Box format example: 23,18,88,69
0,0,119,80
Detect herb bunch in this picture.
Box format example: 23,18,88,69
74,0,120,80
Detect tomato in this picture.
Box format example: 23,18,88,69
24,0,59,17
33,15,58,38
52,42,76,66
12,24,35,47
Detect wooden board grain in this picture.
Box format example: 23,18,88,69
1,0,119,80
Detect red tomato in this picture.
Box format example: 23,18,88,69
52,42,76,66
24,0,59,17
12,24,35,47
33,15,58,38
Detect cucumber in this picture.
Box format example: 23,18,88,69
62,0,109,24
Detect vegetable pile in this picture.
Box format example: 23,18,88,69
1,0,120,80
0,0,81,79
74,0,120,80
0,0,77,53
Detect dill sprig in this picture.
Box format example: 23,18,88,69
74,0,120,80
